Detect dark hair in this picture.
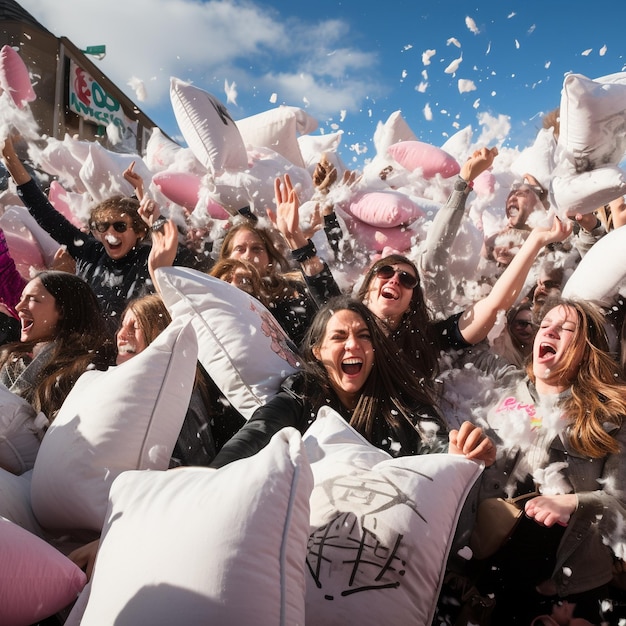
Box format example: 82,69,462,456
300,295,440,450
356,254,439,383
90,195,147,238
529,297,626,457
0,271,115,419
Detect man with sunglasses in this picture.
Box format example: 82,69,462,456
1,136,195,330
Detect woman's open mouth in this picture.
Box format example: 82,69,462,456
341,358,363,375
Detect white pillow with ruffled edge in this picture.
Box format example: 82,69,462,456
75,427,312,626
30,318,198,532
155,266,301,420
302,406,484,626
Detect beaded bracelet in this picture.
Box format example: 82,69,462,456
291,239,317,263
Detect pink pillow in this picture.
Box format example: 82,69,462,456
387,141,460,179
0,45,36,109
2,226,46,276
153,171,230,219
342,217,415,253
48,181,88,229
347,191,425,228
0,516,86,626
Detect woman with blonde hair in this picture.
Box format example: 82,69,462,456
465,297,626,624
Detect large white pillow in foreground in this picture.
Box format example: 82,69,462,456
30,318,198,532
78,428,313,626
302,407,483,626
155,266,301,419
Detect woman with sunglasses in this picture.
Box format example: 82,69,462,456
211,295,496,469
271,151,571,388
1,135,196,330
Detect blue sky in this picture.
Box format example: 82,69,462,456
18,0,626,166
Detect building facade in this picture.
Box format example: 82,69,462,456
0,0,161,155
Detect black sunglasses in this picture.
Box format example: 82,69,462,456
375,265,419,289
90,221,130,233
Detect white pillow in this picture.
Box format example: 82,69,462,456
0,384,46,475
558,72,626,172
562,226,626,306
0,468,43,537
170,77,249,174
373,110,418,155
551,166,626,216
298,131,344,169
302,407,483,626
155,266,301,419
236,107,314,168
78,427,312,626
0,516,87,626
30,318,198,532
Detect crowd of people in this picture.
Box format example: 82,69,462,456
1,121,626,626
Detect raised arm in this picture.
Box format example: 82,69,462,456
458,217,573,344
1,135,89,254
419,147,498,314
268,174,342,306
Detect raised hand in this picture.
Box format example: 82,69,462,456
460,146,498,182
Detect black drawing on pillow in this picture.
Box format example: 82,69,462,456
306,466,433,600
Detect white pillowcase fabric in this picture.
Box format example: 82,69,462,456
30,318,198,532
302,407,484,625
155,266,301,420
78,427,313,626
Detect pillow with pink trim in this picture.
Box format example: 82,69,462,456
387,141,460,179
0,45,36,109
0,516,87,626
347,191,425,228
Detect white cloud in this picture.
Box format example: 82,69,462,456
447,37,461,48
18,0,380,125
423,103,433,121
